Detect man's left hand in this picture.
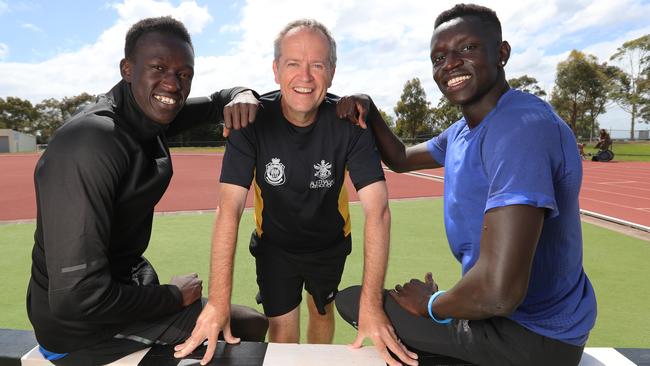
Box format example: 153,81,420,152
350,305,419,366
223,90,259,137
389,272,437,317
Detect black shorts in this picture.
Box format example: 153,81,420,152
249,231,351,317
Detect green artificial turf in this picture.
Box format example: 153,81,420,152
1,198,648,347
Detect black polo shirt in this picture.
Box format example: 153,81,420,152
220,91,385,253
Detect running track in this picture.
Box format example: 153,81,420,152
1,153,649,230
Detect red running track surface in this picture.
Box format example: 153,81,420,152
1,153,648,229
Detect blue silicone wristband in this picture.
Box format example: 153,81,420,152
427,290,452,324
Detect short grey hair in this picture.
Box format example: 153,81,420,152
273,19,337,68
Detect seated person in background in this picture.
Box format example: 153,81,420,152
27,16,267,366
595,129,612,151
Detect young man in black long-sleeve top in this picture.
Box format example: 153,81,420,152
27,16,267,365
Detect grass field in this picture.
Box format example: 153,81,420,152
582,140,650,161
2,199,649,347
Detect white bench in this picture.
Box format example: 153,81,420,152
20,344,640,365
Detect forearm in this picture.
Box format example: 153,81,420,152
206,185,248,313
359,205,391,311
167,87,250,136
366,102,408,172
429,266,517,320
48,259,182,322
207,208,240,312
366,101,441,172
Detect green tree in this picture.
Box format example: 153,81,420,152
0,98,5,129
35,98,63,143
508,75,547,97
0,96,39,133
35,93,95,143
550,50,611,140
394,78,432,140
609,34,650,139
60,93,95,118
640,68,650,123
430,97,461,134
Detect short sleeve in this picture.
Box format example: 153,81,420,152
220,125,257,188
427,130,448,166
482,108,559,218
346,126,385,191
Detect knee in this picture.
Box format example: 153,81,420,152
310,303,335,321
248,312,269,341
231,305,269,342
334,285,361,325
336,285,361,306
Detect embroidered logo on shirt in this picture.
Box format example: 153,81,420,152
265,158,286,186
310,160,334,189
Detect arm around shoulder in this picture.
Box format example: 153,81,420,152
167,87,259,136
338,94,441,172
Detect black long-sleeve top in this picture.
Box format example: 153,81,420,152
27,80,244,352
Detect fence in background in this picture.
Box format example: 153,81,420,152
607,129,650,140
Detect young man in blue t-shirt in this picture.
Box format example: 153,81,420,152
335,4,596,366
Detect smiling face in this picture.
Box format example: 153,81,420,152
120,31,194,125
430,16,508,108
273,27,335,126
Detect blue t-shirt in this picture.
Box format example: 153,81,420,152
426,89,596,346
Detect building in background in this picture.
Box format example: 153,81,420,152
0,129,37,153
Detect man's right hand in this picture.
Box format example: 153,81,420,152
222,90,259,137
174,302,240,365
170,273,203,307
336,94,371,129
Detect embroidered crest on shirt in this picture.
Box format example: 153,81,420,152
310,160,334,189
265,158,286,186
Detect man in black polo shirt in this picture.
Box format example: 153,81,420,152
175,19,418,366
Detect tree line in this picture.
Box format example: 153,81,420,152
391,34,649,142
0,92,217,146
1,35,648,144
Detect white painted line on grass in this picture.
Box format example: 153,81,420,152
580,209,650,233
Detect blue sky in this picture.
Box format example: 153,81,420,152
1,0,649,133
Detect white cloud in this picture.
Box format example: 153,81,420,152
0,0,213,102
111,0,212,33
0,0,648,131
0,43,8,60
219,23,241,33
0,1,7,15
21,23,43,32
585,25,650,68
